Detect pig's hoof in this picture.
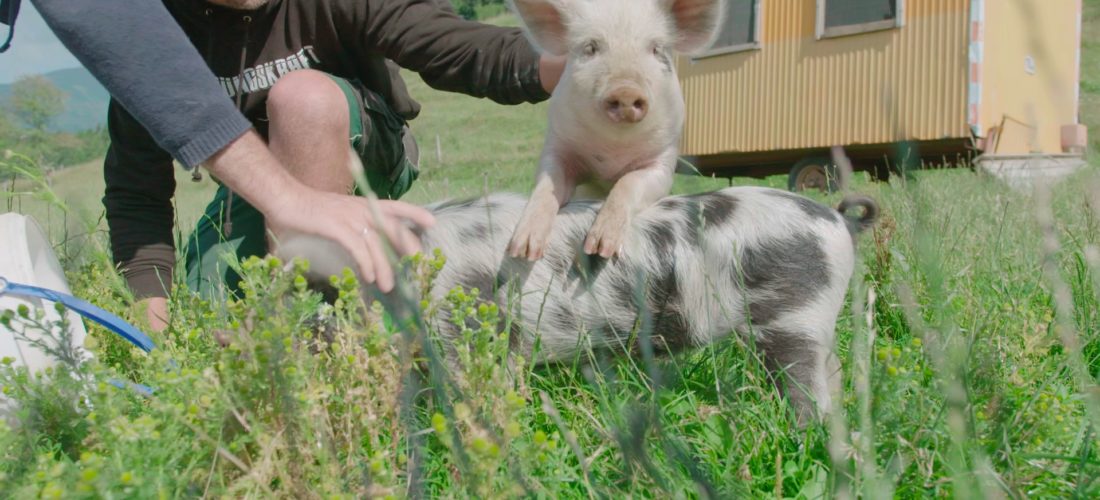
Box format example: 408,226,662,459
584,220,628,259
508,224,553,261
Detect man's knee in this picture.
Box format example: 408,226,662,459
267,69,348,128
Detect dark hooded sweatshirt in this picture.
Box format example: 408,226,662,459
82,0,548,298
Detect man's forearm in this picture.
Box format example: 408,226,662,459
202,131,305,219
204,130,437,294
367,0,549,104
539,55,565,94
32,0,251,168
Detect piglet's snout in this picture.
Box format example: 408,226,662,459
603,86,648,124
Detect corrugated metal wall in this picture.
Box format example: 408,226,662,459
678,0,971,157
979,0,1081,154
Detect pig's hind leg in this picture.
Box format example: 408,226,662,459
752,319,840,427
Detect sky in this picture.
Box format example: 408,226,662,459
1,1,82,84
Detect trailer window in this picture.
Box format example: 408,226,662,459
817,0,903,39
697,0,760,58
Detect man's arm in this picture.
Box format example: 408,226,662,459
33,0,436,308
358,0,554,104
204,131,437,295
31,0,251,169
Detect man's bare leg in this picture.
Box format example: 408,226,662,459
266,69,354,193
263,70,419,278
142,73,427,331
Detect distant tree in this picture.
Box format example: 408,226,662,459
0,108,16,141
7,75,67,132
453,0,477,19
448,0,507,19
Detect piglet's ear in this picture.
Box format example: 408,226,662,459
665,0,724,54
510,0,571,56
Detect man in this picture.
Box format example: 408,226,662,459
33,0,562,330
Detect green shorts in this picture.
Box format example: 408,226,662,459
183,74,420,300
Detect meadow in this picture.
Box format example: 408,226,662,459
2,6,1100,498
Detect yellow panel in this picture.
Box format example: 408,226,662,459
979,0,1081,154
678,0,971,157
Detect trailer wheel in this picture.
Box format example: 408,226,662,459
788,157,842,193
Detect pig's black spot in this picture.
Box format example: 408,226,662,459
569,251,609,284
675,192,738,245
546,251,572,277
454,267,496,297
508,320,524,351
754,327,819,405
679,201,701,245
766,191,839,224
493,269,511,291
608,273,641,315
647,259,678,303
431,197,500,215
698,193,738,225
736,232,830,325
546,302,577,335
657,197,686,211
459,222,492,241
644,264,693,354
643,222,678,258
431,198,477,213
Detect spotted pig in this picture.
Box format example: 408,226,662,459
278,186,879,423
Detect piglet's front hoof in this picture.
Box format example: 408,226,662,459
584,216,629,259
508,222,554,261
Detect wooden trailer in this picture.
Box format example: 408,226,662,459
677,0,1087,191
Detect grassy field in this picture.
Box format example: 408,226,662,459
2,156,217,243
2,8,1100,499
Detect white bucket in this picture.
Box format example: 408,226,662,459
0,213,90,419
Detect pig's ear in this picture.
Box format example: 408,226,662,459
511,0,571,56
665,0,724,54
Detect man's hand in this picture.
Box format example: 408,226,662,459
202,131,435,292
265,188,435,292
540,55,566,94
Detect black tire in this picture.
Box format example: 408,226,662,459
788,157,842,193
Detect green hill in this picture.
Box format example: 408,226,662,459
0,67,108,133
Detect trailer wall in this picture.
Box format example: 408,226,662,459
678,0,972,158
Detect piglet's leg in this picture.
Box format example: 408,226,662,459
584,159,674,258
509,156,576,261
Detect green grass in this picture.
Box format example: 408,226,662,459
2,8,1100,499
3,155,217,266
7,158,1100,497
